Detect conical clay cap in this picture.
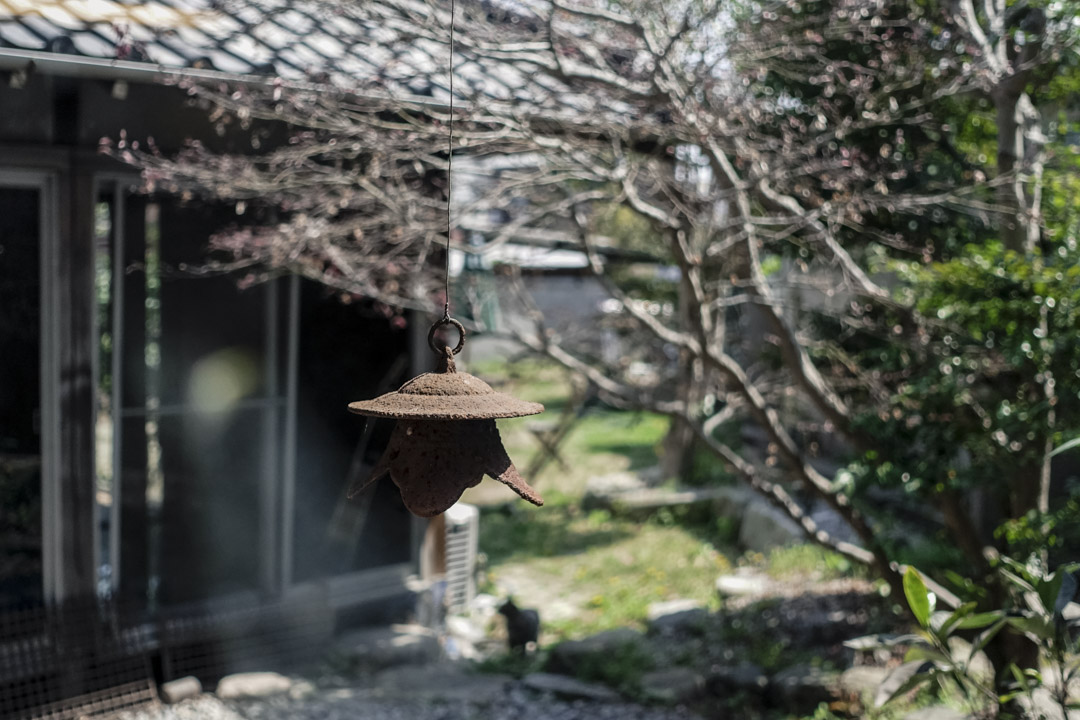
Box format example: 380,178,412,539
348,370,544,420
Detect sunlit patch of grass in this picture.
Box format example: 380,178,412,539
495,408,669,493
746,544,863,580
482,506,734,641
568,411,669,472
460,357,669,504
467,357,569,408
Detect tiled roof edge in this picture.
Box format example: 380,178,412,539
0,46,449,109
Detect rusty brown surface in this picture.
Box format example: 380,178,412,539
348,419,544,517
347,370,544,420
348,336,545,516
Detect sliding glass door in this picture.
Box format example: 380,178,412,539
0,174,55,608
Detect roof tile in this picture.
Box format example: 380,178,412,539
0,0,571,110
0,20,46,49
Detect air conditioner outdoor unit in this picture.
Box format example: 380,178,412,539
443,502,479,613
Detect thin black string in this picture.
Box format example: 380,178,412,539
444,0,455,321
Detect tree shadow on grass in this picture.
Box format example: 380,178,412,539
478,506,633,566
578,442,659,471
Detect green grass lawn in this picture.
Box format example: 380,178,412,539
480,505,732,640
460,357,669,503
464,356,729,639
463,356,858,646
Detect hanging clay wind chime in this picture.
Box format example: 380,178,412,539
347,318,545,517
346,0,545,518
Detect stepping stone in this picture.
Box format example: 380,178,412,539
160,676,201,704
547,628,645,675
715,573,772,597
647,599,707,634
376,665,511,704
216,672,291,699
522,672,621,702
640,668,704,703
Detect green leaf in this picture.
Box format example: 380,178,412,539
904,645,951,664
1000,556,1033,578
904,567,934,628
1000,568,1036,594
1008,663,1030,692
956,611,1005,630
875,661,935,707
1006,615,1055,641
760,254,783,276
1049,437,1080,458
1037,573,1064,616
936,602,978,637
969,619,1007,664
1054,572,1077,617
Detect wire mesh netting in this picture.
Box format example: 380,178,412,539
0,591,335,719
0,598,158,719
158,590,335,686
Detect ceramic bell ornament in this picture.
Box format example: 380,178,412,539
348,317,545,517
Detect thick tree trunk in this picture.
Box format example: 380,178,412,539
660,369,699,481
660,275,705,482
993,9,1047,255
994,90,1027,253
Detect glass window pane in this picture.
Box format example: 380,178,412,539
292,284,412,584
156,408,264,604
0,187,43,608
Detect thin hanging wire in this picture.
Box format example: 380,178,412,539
443,0,456,321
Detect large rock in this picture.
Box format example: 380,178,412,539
636,465,665,485
713,485,755,517
715,572,772,598
547,628,646,675
647,599,707,635
615,487,750,520
215,672,291,699
809,499,860,545
769,663,839,711
582,472,648,509
160,676,202,704
521,672,622,702
376,665,511,704
584,475,752,523
738,500,803,553
335,623,441,670
837,665,890,698
640,668,705,703
707,663,768,697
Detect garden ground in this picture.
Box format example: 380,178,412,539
127,359,985,720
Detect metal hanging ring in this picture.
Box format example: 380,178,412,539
428,316,466,356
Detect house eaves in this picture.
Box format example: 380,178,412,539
0,45,447,109
0,0,544,108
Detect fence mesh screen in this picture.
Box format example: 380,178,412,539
0,598,157,719
0,591,335,719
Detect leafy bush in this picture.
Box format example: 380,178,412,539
875,562,1080,718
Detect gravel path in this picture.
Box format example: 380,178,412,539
118,667,699,720
120,687,696,720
